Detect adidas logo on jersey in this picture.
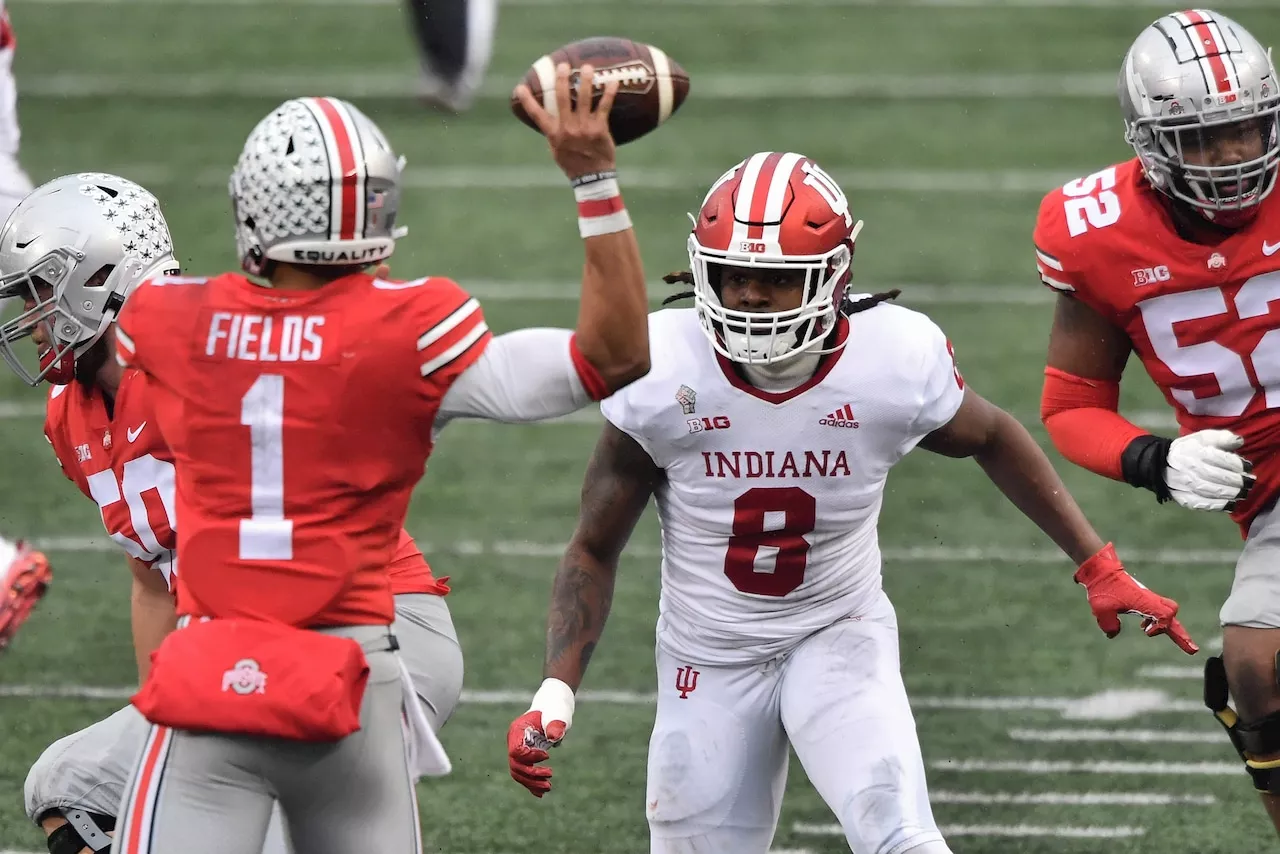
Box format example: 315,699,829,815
820,404,859,428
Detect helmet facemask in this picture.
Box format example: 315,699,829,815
0,252,154,385
689,224,858,366
1129,105,1280,219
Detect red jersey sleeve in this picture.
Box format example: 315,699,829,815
1033,161,1151,324
1033,186,1089,299
412,278,493,402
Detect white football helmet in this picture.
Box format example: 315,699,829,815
1120,9,1280,219
0,173,177,385
230,97,408,277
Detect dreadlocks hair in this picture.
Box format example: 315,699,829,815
661,270,695,305
844,288,902,314
659,269,901,315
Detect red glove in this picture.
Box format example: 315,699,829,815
507,710,566,797
507,678,575,797
1074,543,1197,655
0,539,51,651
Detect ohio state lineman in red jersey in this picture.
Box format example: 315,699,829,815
108,72,649,854
1034,8,1280,837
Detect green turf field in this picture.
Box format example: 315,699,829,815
2,0,1279,851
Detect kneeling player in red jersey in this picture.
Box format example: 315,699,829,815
1034,8,1280,837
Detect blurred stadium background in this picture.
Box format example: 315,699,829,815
2,0,1279,851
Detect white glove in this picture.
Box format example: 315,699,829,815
1165,429,1255,512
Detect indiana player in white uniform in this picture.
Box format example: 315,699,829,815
506,152,1199,854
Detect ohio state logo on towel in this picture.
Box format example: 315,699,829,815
222,658,268,695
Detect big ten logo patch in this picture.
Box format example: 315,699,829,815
688,416,731,434
1131,265,1171,286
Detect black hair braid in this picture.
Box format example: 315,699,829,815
661,270,695,306
841,288,901,315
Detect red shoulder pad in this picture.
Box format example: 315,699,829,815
410,277,492,387
1033,162,1144,296
115,275,209,371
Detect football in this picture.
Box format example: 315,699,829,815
511,37,690,145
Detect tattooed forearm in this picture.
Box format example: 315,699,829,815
541,423,658,691
544,545,616,691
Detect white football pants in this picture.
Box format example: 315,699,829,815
646,592,949,854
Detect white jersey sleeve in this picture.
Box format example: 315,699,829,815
599,312,697,468
908,320,965,440
435,328,590,428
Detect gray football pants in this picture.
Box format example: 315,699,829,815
111,624,412,854
25,594,462,852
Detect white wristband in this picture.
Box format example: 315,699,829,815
579,209,632,238
574,177,631,239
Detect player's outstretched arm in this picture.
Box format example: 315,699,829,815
507,422,662,797
514,63,649,396
920,387,1198,655
128,556,175,683
1043,294,1253,512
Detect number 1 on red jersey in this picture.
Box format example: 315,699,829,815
240,374,293,560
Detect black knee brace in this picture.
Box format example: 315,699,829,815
1205,655,1280,794
46,809,114,854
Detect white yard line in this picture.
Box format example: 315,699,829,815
19,0,1280,8
931,759,1241,775
795,822,1146,838
16,536,1233,566
94,164,1080,194
0,684,1208,721
1137,665,1205,680
0,402,1184,431
1009,727,1222,744
2,281,1063,309
18,71,1117,101
930,790,1214,805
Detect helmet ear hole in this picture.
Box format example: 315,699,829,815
84,264,115,289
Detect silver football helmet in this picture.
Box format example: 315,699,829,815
1120,9,1280,219
230,97,408,278
0,173,177,386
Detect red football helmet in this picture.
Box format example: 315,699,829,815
688,152,863,365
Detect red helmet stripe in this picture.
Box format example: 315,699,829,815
1179,9,1235,95
311,97,363,241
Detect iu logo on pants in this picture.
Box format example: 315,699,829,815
675,665,700,699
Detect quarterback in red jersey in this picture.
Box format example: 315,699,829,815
0,174,463,854
105,72,646,853
1035,8,1280,834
